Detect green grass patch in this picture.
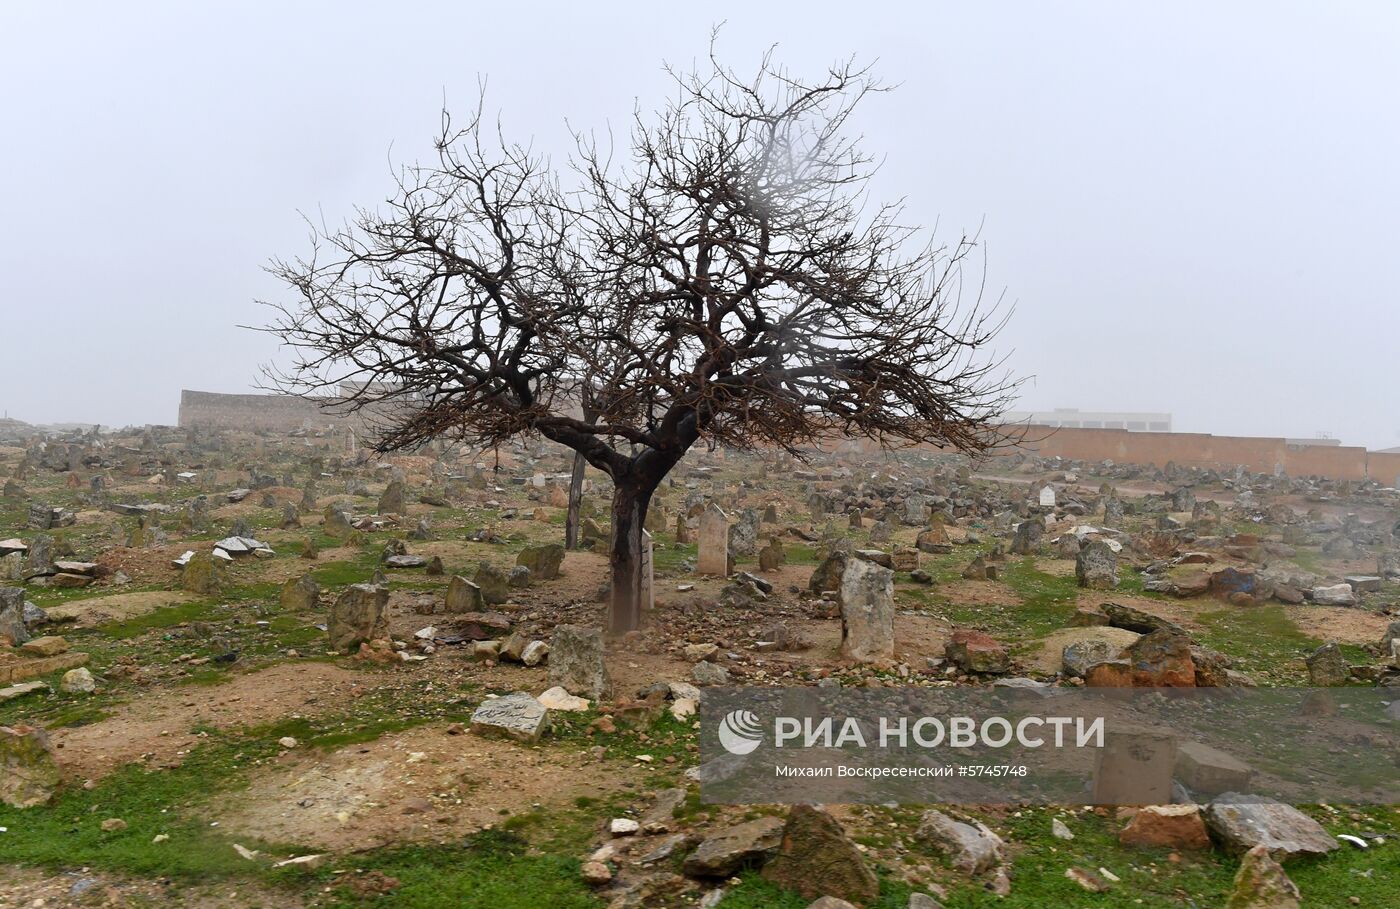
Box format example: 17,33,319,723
318,831,600,908
1195,605,1318,681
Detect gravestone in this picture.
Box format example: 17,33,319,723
23,532,52,574
26,504,52,531
697,504,729,576
0,553,20,582
473,562,511,604
1010,520,1043,555
1075,540,1119,589
728,507,760,557
548,624,612,700
759,538,786,571
640,530,654,615
180,551,222,595
469,692,549,742
323,505,353,539
0,588,29,646
280,574,319,611
838,557,895,662
377,479,406,515
328,583,389,651
1305,642,1348,686
517,544,565,580
444,575,485,613
0,725,61,808
1038,485,1056,507
1092,728,1176,804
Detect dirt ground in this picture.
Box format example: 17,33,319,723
215,722,628,852
53,662,366,779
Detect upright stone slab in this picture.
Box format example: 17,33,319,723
0,588,29,646
1039,485,1056,507
697,504,729,576
444,575,485,613
0,725,61,808
24,535,52,575
1075,540,1119,589
280,574,319,611
1305,642,1348,686
377,479,406,514
728,507,760,557
1010,520,1043,555
1092,728,1176,805
180,550,222,595
640,530,654,615
548,624,612,700
516,544,565,581
473,562,511,605
761,805,879,905
838,557,895,662
26,504,53,531
328,583,389,652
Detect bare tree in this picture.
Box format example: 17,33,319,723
259,48,1017,634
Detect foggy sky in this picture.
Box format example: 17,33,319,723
3,1,1397,448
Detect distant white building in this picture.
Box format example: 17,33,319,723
1002,408,1172,432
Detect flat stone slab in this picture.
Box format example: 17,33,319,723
450,611,512,640
383,554,428,569
1204,794,1339,861
469,692,548,742
52,561,96,576
0,652,90,685
1177,741,1255,795
0,681,49,703
19,636,69,657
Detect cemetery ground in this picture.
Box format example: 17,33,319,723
0,430,1398,908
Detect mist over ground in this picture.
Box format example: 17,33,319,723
2,1,1396,447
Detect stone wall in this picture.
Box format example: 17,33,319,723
177,390,350,432
997,424,1397,484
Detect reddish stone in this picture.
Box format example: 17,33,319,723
1125,630,1196,687
1119,805,1211,850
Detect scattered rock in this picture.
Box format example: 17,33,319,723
1227,844,1300,909
915,809,1003,875
1204,795,1339,861
761,805,879,906
1119,804,1211,850
0,724,61,807
682,816,785,877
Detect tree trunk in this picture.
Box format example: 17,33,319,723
564,449,587,550
608,480,653,635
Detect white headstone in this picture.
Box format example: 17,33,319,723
640,530,654,613
1038,485,1056,507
